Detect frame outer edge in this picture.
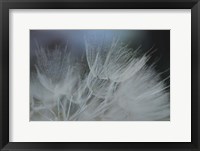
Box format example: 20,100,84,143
1,1,9,150
192,1,200,150
0,0,3,150
198,1,200,150
1,0,199,2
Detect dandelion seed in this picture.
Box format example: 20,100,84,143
30,35,170,121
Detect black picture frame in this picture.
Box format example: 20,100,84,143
0,0,199,151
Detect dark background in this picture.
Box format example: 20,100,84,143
30,30,170,86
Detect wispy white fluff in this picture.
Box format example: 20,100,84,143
30,37,170,121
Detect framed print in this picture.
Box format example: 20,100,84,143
0,0,199,151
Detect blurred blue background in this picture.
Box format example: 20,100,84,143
30,30,170,86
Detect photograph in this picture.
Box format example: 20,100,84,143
30,30,170,121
